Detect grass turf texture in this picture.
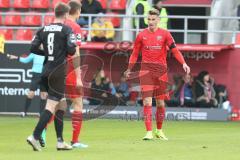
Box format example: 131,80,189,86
0,117,239,160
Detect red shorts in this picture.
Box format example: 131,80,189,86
65,58,83,98
139,71,170,100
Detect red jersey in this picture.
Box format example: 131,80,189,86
64,19,82,47
129,28,175,68
128,28,185,100
64,19,83,97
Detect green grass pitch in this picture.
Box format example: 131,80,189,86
0,117,240,160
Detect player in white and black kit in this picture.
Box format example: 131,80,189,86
26,2,76,151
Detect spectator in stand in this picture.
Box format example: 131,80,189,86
165,75,182,107
133,0,150,29
195,71,218,108
77,0,103,26
91,13,115,42
153,0,169,29
178,74,194,107
214,84,228,108
102,77,116,95
115,75,130,105
89,69,116,105
89,69,105,105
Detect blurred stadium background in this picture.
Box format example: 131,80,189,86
1,0,240,159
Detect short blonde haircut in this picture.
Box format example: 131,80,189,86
148,8,160,16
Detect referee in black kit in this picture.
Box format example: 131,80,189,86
26,2,77,151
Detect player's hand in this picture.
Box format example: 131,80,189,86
7,54,18,60
183,63,190,74
124,69,131,78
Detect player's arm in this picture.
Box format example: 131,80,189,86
166,31,190,74
66,28,77,56
19,53,34,63
30,28,45,56
125,34,142,77
128,34,142,70
7,53,33,62
71,28,82,87
74,30,82,57
73,46,83,87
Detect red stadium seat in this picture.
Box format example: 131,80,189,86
97,0,107,9
52,0,68,8
44,15,54,25
12,0,30,9
0,0,10,8
0,29,13,40
23,14,42,26
16,29,33,41
32,0,49,9
110,0,126,10
4,13,22,26
106,12,121,27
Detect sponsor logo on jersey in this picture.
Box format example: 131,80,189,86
157,36,162,40
145,45,162,50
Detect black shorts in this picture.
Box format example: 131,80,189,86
29,73,47,92
42,66,66,101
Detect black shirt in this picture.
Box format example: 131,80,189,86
81,0,103,21
30,23,76,75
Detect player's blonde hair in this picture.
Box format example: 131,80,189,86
148,8,160,16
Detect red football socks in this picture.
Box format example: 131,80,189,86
143,106,152,131
72,111,83,143
156,107,165,130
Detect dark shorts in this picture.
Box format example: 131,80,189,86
42,66,66,101
29,73,47,92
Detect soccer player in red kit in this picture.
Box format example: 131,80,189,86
63,0,88,148
125,9,190,140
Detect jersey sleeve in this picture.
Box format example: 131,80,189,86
75,26,82,46
128,33,142,70
165,31,186,64
30,28,44,56
165,30,176,49
66,27,77,56
19,53,34,63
